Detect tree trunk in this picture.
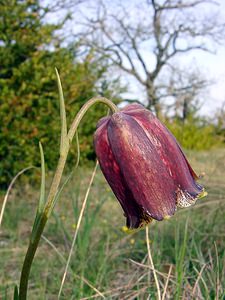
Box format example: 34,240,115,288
146,81,160,117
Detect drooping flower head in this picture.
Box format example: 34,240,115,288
94,104,206,229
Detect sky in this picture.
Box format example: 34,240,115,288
115,0,225,117
185,0,225,116
46,0,225,117
195,43,225,116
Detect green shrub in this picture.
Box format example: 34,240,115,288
164,115,223,150
0,0,121,188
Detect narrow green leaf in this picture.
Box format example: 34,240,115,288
30,143,45,242
55,68,68,154
46,172,74,218
13,285,19,300
39,142,45,213
30,212,41,243
75,131,80,169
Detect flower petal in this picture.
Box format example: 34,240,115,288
96,116,110,129
122,105,203,206
94,117,148,228
108,112,177,221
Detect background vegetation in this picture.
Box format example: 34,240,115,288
0,0,122,188
0,0,225,188
0,149,224,299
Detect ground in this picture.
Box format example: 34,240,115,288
0,149,224,299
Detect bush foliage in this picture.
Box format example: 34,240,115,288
165,115,223,150
0,0,120,188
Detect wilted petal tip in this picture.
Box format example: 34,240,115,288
176,186,206,208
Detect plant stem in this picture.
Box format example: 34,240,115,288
68,96,118,141
18,96,118,300
19,214,47,299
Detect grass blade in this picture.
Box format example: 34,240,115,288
175,217,189,300
46,171,74,219
58,161,99,298
55,68,68,155
30,142,46,242
75,131,80,169
38,142,45,213
145,226,161,300
0,166,33,227
13,285,19,300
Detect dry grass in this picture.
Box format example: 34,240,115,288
0,149,225,299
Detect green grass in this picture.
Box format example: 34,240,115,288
0,149,225,299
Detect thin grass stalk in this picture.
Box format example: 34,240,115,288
41,234,104,298
129,259,175,281
192,264,206,298
57,161,102,298
76,275,105,300
214,242,220,300
145,226,161,300
175,217,188,300
127,254,148,288
162,265,172,300
0,166,33,227
41,235,66,263
193,266,209,297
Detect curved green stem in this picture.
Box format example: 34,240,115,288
18,96,118,300
68,96,118,141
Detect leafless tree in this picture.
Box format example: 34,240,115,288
164,66,211,120
73,0,225,115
